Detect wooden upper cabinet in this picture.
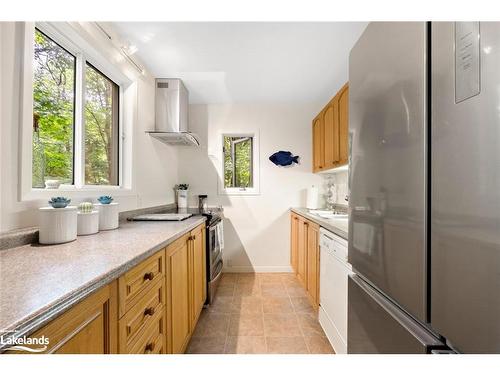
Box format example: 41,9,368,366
338,84,349,165
312,115,324,172
322,99,340,169
312,82,348,173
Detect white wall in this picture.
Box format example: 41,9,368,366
178,104,323,272
0,22,179,232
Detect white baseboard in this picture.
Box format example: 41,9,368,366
222,265,293,273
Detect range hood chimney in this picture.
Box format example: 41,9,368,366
147,78,200,146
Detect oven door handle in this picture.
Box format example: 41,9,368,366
212,258,223,279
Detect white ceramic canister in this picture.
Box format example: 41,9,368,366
77,210,99,235
97,202,119,230
38,206,78,244
177,189,188,208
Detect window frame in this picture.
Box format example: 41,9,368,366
20,22,131,200
219,132,260,196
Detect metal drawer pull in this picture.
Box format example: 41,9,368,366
143,272,154,281
145,342,155,353
144,307,155,316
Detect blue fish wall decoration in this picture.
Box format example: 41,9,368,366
269,151,299,166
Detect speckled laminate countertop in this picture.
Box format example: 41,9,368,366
291,207,348,240
0,216,205,349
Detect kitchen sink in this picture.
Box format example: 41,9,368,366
308,210,348,219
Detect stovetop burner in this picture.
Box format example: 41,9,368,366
169,207,222,226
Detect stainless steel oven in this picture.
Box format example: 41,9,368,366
206,217,223,304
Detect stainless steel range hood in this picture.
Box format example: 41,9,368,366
147,78,200,146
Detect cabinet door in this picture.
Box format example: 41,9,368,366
297,217,308,286
306,222,320,308
290,213,299,274
190,224,206,327
26,283,117,354
338,83,349,165
166,236,191,354
323,99,340,168
312,116,324,172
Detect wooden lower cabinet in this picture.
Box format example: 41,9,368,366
296,215,308,286
25,282,117,354
166,233,191,354
118,277,166,353
306,222,320,307
189,223,206,328
166,223,207,354
290,213,299,274
118,251,165,318
8,223,207,355
290,212,320,309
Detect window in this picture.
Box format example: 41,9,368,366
224,136,253,188
220,134,259,195
84,63,119,185
32,28,120,189
32,29,76,188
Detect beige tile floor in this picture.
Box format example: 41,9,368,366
186,273,335,354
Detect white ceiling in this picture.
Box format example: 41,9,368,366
112,22,367,104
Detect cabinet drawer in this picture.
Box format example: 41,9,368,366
127,313,166,354
118,251,165,317
118,277,165,352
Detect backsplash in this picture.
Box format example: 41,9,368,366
321,170,349,207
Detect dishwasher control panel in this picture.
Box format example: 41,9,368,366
320,228,348,264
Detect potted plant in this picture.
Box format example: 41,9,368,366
175,184,189,208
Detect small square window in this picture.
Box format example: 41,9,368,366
220,134,259,195
224,136,253,189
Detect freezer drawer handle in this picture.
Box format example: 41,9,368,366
431,349,456,354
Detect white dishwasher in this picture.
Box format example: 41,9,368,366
318,227,352,354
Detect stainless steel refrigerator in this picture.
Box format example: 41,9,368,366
347,22,500,354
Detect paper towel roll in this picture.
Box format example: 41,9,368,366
306,186,319,209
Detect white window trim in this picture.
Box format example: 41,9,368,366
218,132,260,196
19,22,136,201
